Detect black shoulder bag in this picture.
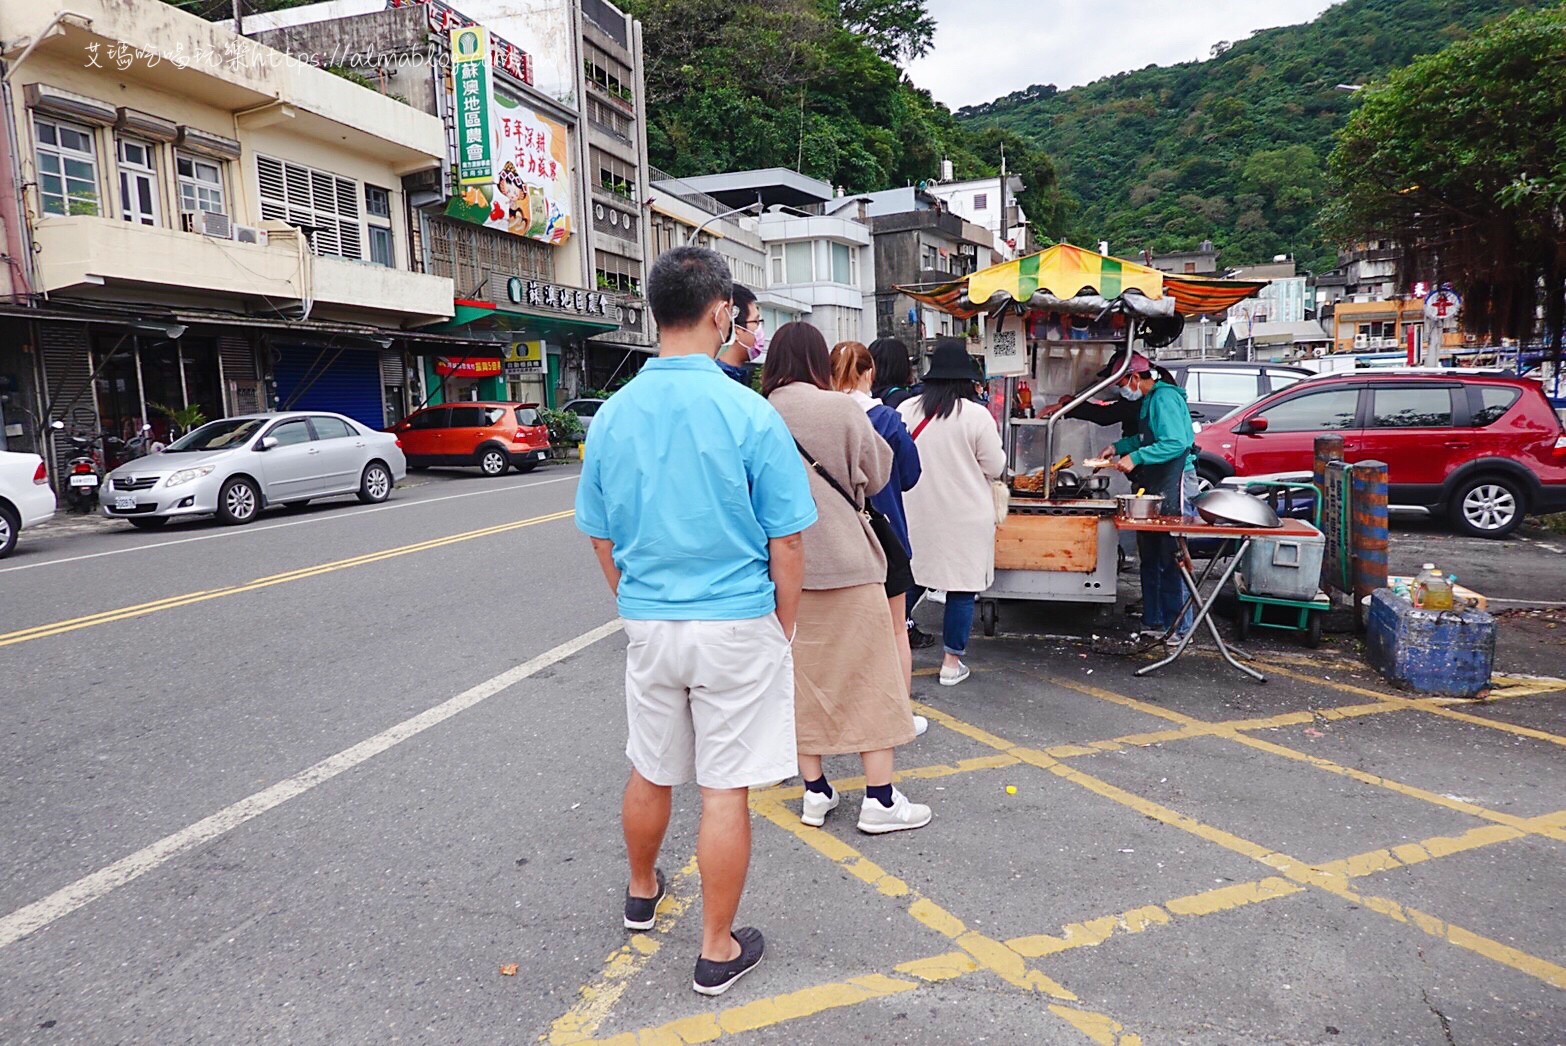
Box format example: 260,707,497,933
793,438,912,578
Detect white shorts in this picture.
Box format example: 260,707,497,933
623,615,797,790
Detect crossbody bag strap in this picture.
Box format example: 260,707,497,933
793,437,863,514
910,414,934,440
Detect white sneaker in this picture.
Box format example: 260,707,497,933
912,714,929,737
800,786,839,827
857,788,933,834
939,661,970,686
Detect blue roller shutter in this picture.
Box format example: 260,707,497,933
272,344,385,429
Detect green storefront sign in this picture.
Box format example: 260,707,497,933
451,26,493,186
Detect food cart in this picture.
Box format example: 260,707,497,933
901,243,1266,634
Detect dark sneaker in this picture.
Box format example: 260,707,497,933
623,867,667,931
907,625,937,650
693,927,764,996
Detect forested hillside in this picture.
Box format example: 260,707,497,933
620,0,1065,233
958,0,1541,270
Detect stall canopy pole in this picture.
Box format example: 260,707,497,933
1042,336,1133,497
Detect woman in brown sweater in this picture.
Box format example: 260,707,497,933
763,323,932,835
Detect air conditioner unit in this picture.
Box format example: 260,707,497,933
181,210,232,239
232,224,267,246
1353,333,1368,348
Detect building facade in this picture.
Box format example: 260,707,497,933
862,186,992,351
672,168,875,346
244,0,649,408
0,0,455,478
924,176,1029,262
648,171,807,358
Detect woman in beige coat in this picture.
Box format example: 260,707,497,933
765,322,932,836
897,339,1007,687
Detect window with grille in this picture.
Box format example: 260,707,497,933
255,154,362,260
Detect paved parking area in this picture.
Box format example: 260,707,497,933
541,633,1566,1046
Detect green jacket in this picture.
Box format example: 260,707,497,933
1112,380,1196,470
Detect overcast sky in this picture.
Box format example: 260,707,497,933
906,0,1339,109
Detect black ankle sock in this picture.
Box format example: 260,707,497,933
865,783,894,807
804,776,833,796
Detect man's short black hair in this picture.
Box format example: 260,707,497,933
647,246,733,330
732,283,759,322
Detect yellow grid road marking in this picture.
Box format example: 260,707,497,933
1043,673,1566,845
588,805,1566,1044
1255,660,1566,749
553,666,1566,1044
924,700,1566,993
548,856,701,1045
0,509,576,648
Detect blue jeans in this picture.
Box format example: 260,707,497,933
908,586,977,656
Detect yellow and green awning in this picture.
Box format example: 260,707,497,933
900,242,1265,319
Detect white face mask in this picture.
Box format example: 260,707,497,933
1119,381,1144,401
713,304,738,357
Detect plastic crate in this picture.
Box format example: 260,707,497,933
1240,529,1325,600
1364,589,1495,698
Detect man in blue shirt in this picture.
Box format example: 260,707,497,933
576,246,816,997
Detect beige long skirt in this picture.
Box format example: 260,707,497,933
793,583,916,756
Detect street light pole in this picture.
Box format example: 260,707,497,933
686,201,762,246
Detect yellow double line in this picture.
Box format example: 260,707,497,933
0,509,574,648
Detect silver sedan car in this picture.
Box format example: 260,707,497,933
100,412,407,528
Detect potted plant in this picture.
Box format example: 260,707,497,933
150,402,207,439
539,406,584,459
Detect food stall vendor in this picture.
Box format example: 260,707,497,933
1041,350,1179,440
1097,352,1198,639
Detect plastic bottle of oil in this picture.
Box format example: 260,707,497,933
1413,563,1454,610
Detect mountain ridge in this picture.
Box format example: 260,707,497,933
956,0,1543,270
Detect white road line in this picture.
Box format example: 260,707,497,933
0,619,623,951
0,474,579,574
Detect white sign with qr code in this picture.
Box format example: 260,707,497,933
983,325,1027,376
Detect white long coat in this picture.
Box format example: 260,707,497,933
897,397,1007,593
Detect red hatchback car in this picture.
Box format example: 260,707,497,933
1194,372,1566,538
391,402,551,476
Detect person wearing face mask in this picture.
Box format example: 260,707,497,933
577,246,817,997
1097,351,1197,640
1041,350,1178,441
715,284,766,386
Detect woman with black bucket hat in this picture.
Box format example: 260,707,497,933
896,339,1006,686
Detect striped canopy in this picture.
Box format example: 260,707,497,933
901,242,1265,319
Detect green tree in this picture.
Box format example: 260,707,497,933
839,0,936,63
961,0,1543,269
1326,1,1566,347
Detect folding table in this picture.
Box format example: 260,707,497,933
1113,516,1323,684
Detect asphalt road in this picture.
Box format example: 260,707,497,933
2,468,1563,1044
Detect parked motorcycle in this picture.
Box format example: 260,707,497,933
58,425,106,513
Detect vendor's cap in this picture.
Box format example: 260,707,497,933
922,338,981,382
1095,349,1152,379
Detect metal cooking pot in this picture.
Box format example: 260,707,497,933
1193,488,1282,528
1115,493,1164,520
1052,469,1083,496
1081,473,1111,497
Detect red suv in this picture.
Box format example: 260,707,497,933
391,402,551,476
1194,372,1566,538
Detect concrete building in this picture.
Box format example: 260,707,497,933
1151,241,1219,276
242,0,651,407
671,169,875,346
861,186,992,350
648,171,807,358
0,0,455,477
924,176,1029,262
